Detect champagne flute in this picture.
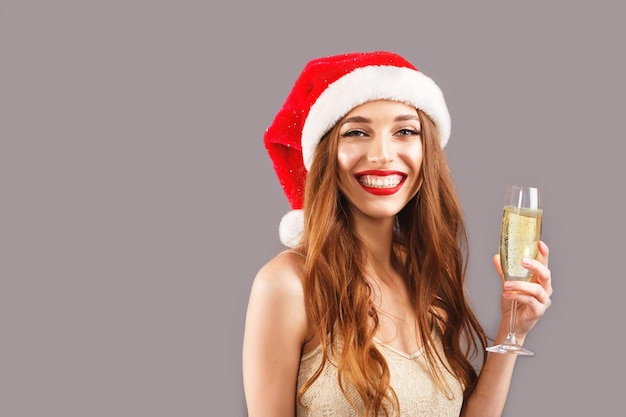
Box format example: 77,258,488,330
486,185,543,356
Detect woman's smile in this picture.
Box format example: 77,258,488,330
355,170,407,195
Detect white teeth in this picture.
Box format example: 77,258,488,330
358,174,403,188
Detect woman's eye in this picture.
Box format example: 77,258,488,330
397,128,421,137
341,130,367,137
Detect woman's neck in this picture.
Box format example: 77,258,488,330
352,215,396,272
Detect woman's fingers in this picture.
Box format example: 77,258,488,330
494,241,553,335
504,280,551,308
522,242,553,296
536,240,550,267
495,241,552,296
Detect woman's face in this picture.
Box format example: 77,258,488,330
336,100,423,221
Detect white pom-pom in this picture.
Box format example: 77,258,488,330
279,209,304,248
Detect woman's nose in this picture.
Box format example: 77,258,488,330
368,136,394,165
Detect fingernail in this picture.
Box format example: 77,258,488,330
522,258,532,266
504,282,514,289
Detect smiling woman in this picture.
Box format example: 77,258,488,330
242,51,553,417
336,101,424,220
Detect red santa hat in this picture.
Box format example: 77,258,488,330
264,51,451,248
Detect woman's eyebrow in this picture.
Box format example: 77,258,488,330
394,114,420,122
341,114,420,126
341,115,371,125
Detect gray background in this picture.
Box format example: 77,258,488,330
1,1,623,416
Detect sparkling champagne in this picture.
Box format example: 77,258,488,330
500,206,543,281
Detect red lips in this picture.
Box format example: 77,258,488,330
355,170,407,195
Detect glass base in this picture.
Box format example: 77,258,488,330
486,343,534,356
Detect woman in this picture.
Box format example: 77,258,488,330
242,51,552,416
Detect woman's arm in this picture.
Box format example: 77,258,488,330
242,252,309,417
462,241,553,417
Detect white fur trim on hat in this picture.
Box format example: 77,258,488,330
301,65,450,170
279,209,304,248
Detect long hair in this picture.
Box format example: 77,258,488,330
296,109,488,415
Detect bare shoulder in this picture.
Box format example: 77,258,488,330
252,250,306,297
244,249,309,348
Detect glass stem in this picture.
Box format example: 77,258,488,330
507,300,519,345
